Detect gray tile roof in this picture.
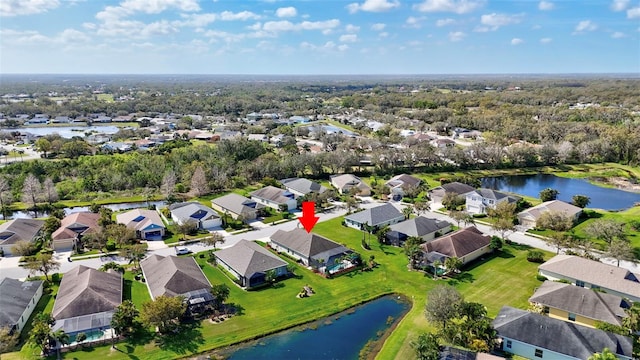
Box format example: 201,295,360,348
280,178,328,195
250,186,295,204
169,202,220,222
140,255,211,299
52,265,122,320
518,200,582,221
270,228,349,259
538,255,640,300
434,182,476,195
529,281,629,326
116,209,165,232
385,174,421,189
493,306,633,359
0,278,43,328
389,216,451,237
421,226,490,259
472,188,520,201
214,240,288,278
344,203,404,227
211,193,257,217
0,219,45,246
329,174,371,191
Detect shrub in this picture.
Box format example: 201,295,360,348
105,240,117,251
536,274,548,282
527,250,544,263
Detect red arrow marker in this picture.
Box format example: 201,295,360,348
298,201,319,233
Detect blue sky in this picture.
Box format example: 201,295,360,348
1,0,638,74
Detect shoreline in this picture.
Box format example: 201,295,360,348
188,293,411,360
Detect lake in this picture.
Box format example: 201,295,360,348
3,125,121,138
226,295,410,360
480,174,640,211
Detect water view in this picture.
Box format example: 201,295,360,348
227,295,409,360
481,174,640,211
3,200,167,220
3,125,121,138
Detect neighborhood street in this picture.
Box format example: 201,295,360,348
1,199,637,280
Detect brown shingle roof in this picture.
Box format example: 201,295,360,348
421,226,490,258
52,212,100,241
0,219,45,246
140,255,211,299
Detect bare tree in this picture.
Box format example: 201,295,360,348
190,166,209,197
42,177,58,204
607,239,635,267
202,232,225,250
0,176,13,219
21,174,41,210
161,170,176,199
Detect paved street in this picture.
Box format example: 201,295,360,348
1,199,638,280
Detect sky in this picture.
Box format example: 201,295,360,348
0,0,639,74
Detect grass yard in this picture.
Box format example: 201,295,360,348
4,216,548,360
123,271,151,309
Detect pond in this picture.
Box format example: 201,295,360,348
3,125,121,138
226,295,410,360
480,174,640,211
2,200,167,220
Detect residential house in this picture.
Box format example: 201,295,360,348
529,281,630,328
169,202,222,230
0,219,45,256
247,134,268,142
431,138,456,148
101,141,133,152
429,182,476,204
493,306,633,360
214,240,289,289
344,203,405,230
329,174,372,196
438,347,505,360
465,188,520,215
270,228,354,274
52,266,122,337
280,178,329,198
140,255,213,314
538,255,640,302
0,278,43,334
51,212,100,251
384,174,421,200
250,186,297,211
211,193,259,221
386,216,452,246
51,116,72,123
517,200,583,229
411,133,435,143
420,226,491,267
116,209,165,240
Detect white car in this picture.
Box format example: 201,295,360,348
175,247,191,255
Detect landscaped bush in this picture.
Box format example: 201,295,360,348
536,274,548,282
527,250,545,263
472,214,487,218
105,240,117,251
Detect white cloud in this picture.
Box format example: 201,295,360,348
479,13,523,31
538,1,554,10
511,38,523,45
405,16,426,28
219,11,260,21
371,23,386,31
379,31,389,38
347,0,400,13
540,37,552,43
276,6,297,18
574,20,597,33
448,31,466,41
261,19,340,33
611,31,626,38
628,7,640,19
340,34,358,42
346,24,360,33
1,0,60,17
436,18,455,26
117,0,199,14
611,0,630,11
0,27,90,45
414,0,484,14
58,28,90,43
300,40,349,52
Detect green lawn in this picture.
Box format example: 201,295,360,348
123,271,151,309
4,217,549,360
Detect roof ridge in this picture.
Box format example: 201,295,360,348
593,290,621,324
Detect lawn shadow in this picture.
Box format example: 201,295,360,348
124,326,155,347
155,322,204,354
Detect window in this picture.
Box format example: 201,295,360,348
535,349,544,358
576,280,585,287
506,340,512,349
568,313,576,321
488,200,494,204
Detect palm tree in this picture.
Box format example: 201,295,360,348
432,259,442,279
444,257,463,275
402,206,413,220
50,329,69,359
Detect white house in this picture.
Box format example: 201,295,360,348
250,186,297,211
465,188,520,215
169,202,222,230
0,278,43,334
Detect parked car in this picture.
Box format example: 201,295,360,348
175,247,191,255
